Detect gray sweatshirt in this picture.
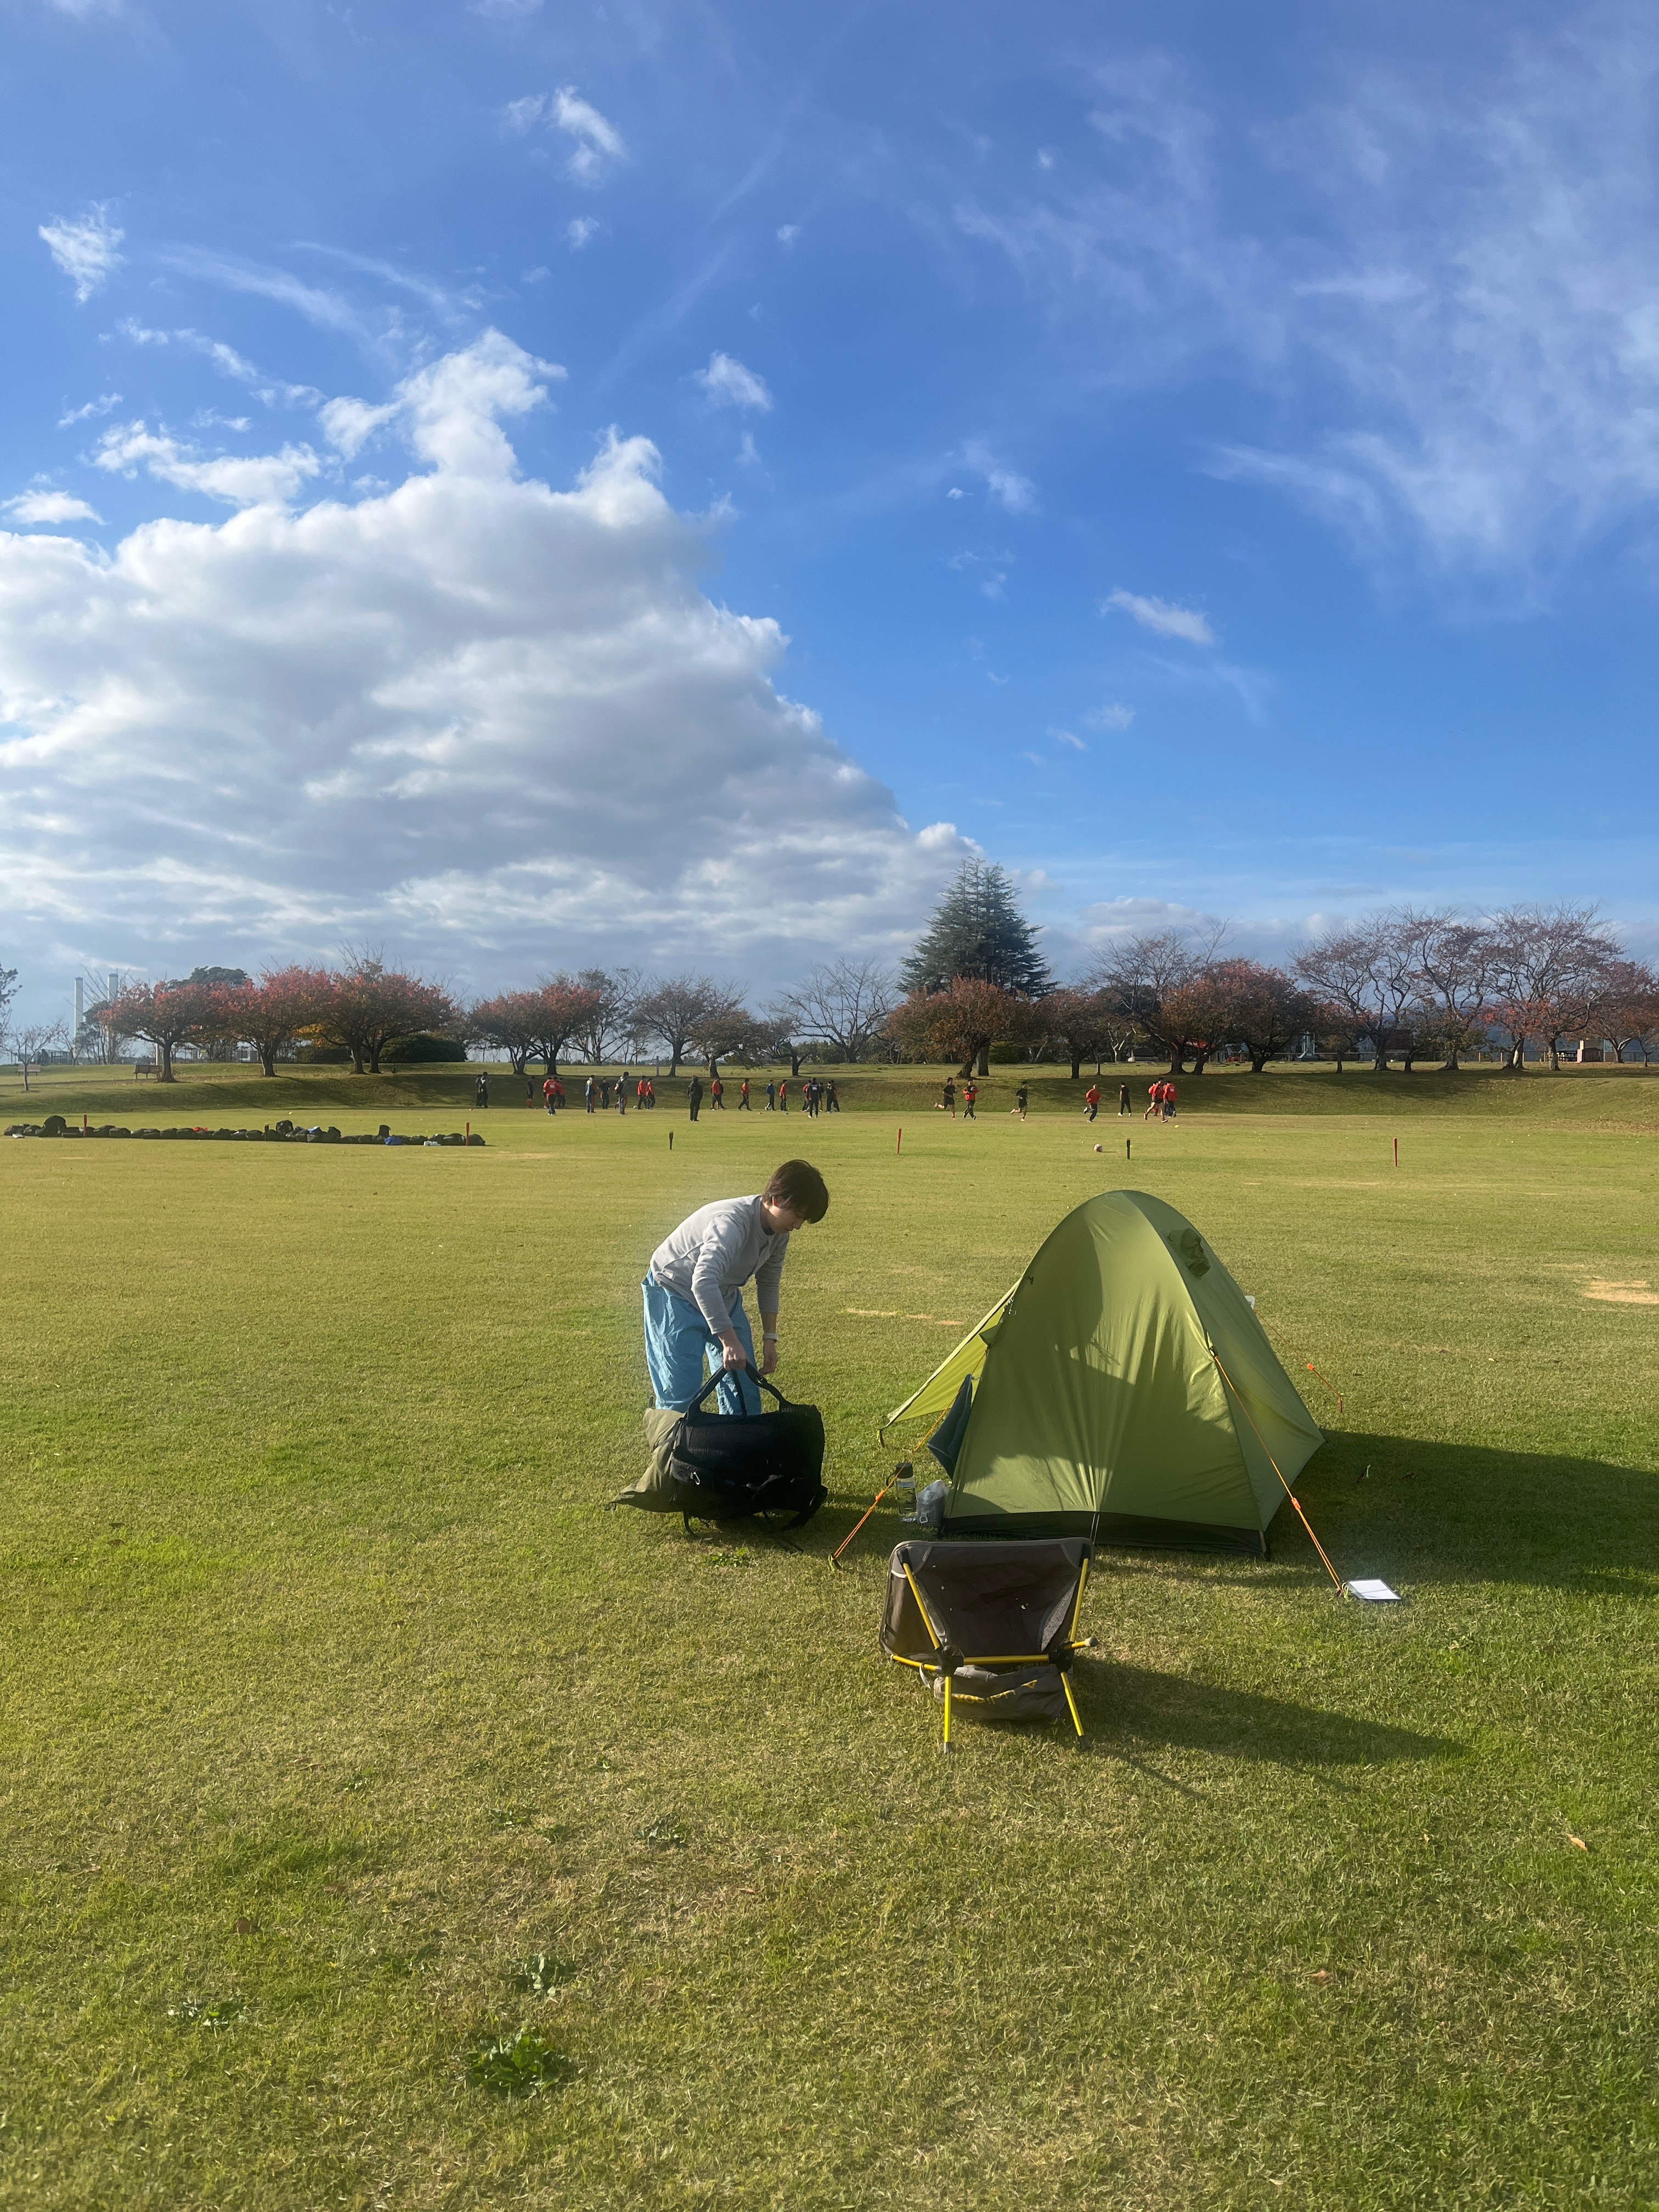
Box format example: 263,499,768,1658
650,1195,789,1334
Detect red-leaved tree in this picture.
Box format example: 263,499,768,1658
105,979,213,1081
215,966,330,1077
467,990,544,1075
886,978,1040,1076
314,959,456,1074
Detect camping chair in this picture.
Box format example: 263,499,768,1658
880,1538,1092,1748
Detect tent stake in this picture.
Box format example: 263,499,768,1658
828,1465,910,1570
1213,1350,1346,1594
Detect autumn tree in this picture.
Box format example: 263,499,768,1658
755,1007,806,1077
633,975,747,1077
315,958,456,1074
1593,958,1659,1067
1088,928,1227,1074
105,979,213,1082
466,990,543,1075
1294,915,1419,1071
887,978,1041,1077
1037,986,1118,1079
216,967,328,1077
528,975,610,1073
689,999,759,1075
1488,905,1619,1071
571,969,640,1065
1207,960,1319,1073
778,960,898,1063
1408,912,1498,1071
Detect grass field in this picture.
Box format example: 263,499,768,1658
2,1062,1656,2210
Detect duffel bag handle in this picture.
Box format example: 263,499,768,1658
687,1365,790,1414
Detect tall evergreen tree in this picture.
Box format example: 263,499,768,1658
900,860,1052,997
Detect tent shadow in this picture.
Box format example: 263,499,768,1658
1078,1658,1455,1769
1289,1431,1659,1593
822,1428,1659,1595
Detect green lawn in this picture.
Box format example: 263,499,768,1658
2,1064,1656,2209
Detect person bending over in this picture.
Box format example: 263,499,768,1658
642,1159,830,1414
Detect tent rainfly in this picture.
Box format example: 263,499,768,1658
883,1189,1323,1552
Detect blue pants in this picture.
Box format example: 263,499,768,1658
642,1276,760,1414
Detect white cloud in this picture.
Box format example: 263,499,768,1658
159,249,371,343
39,205,123,303
500,94,546,135
471,0,544,17
318,397,399,461
962,438,1035,514
320,330,563,473
695,352,774,411
1052,728,1087,751
58,393,122,427
92,424,321,507
4,491,103,526
566,217,601,251
0,332,967,986
1103,587,1215,647
777,224,800,247
956,23,1659,586
552,85,626,185
945,486,964,499
1084,700,1136,731
114,319,322,407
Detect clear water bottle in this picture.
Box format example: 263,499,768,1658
894,1466,919,1520
913,1480,950,1533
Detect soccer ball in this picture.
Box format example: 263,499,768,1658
1093,1143,1103,1153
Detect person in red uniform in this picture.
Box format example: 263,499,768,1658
1084,1083,1101,1122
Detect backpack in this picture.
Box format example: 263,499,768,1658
669,1370,827,1531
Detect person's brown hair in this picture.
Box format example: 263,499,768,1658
764,1159,830,1223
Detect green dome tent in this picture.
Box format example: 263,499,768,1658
883,1190,1323,1553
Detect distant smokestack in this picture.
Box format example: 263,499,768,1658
109,970,119,1001
75,977,85,1032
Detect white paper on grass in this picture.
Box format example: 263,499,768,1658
1347,1578,1401,1603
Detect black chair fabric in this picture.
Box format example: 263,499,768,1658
881,1538,1090,1663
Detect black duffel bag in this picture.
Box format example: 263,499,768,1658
670,1368,827,1530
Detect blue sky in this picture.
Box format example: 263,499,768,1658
2,0,1656,1019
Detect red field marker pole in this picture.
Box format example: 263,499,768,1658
1393,1136,1398,1167
466,1120,471,1142
896,1125,902,1155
